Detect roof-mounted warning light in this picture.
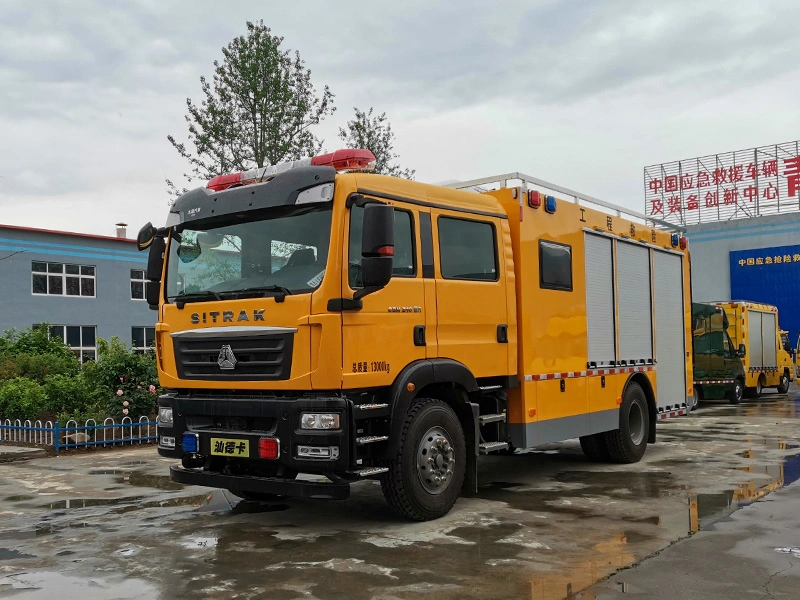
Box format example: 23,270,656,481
671,233,679,247
528,190,541,208
544,195,557,213
206,149,376,192
679,236,688,250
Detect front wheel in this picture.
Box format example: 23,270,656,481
602,382,649,464
728,379,744,404
380,398,466,521
777,373,790,394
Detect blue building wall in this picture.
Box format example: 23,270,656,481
0,225,155,350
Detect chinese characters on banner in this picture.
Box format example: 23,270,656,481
644,141,800,225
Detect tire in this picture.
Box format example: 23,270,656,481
755,378,764,398
380,398,466,521
688,388,700,412
602,382,649,464
777,373,790,394
728,379,744,405
580,433,611,461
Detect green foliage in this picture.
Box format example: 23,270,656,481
0,327,160,422
0,325,80,382
0,378,47,421
167,20,336,197
338,107,415,179
81,338,160,419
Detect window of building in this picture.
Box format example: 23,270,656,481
539,240,573,291
32,262,96,297
348,206,416,288
132,326,155,353
438,217,497,281
47,325,97,362
131,269,147,300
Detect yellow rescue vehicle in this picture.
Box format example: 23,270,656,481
138,153,692,520
715,301,793,396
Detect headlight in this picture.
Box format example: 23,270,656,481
158,407,173,426
300,413,340,430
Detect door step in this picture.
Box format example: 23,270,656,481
479,441,509,454
350,467,389,478
356,435,389,445
479,413,506,425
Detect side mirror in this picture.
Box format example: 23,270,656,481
146,280,160,310
357,204,394,296
147,237,166,281
738,344,746,359
137,222,157,251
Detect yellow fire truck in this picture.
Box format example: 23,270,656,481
139,151,692,520
714,301,793,397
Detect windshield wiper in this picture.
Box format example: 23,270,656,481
173,290,222,309
221,285,293,302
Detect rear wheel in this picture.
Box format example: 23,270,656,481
380,398,466,521
688,388,700,412
777,372,790,394
580,433,611,461
602,382,649,464
728,379,744,404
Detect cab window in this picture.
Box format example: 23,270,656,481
349,205,416,288
437,216,498,281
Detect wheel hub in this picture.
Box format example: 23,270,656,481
417,426,455,495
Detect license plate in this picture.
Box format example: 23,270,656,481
210,438,250,457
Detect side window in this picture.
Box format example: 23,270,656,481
539,240,573,291
349,205,416,288
438,217,498,281
723,332,732,356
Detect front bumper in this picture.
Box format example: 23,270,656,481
156,393,352,476
170,465,350,499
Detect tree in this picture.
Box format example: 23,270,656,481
167,20,335,197
338,107,415,179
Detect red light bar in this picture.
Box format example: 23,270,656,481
311,149,376,171
207,172,243,192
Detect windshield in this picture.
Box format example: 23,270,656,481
165,205,332,302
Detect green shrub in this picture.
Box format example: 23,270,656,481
43,374,99,416
82,338,160,418
0,378,47,421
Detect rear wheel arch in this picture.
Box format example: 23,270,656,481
626,372,656,443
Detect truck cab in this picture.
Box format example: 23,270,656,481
691,303,746,404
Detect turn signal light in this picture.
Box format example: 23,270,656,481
258,437,279,460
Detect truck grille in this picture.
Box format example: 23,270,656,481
173,333,294,381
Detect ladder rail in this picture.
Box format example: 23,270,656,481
443,171,685,233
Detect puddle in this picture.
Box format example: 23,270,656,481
88,469,124,475
0,571,157,599
47,496,146,510
120,470,184,491
0,548,35,560
4,495,35,502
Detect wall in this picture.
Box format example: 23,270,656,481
0,226,154,346
684,212,800,301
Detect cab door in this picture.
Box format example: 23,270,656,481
431,210,509,378
341,201,427,389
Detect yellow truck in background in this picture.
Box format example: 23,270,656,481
138,151,692,520
715,301,793,397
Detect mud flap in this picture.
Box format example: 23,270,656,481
461,402,480,495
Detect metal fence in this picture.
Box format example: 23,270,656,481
0,416,157,453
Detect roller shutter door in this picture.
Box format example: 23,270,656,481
653,251,686,410
750,311,763,368
616,242,653,362
585,234,615,366
762,312,777,368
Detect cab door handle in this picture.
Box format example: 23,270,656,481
414,325,426,347
497,324,508,344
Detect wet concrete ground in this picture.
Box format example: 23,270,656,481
1,391,800,600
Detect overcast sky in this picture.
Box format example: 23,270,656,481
2,0,799,236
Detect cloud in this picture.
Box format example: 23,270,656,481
1,0,800,234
